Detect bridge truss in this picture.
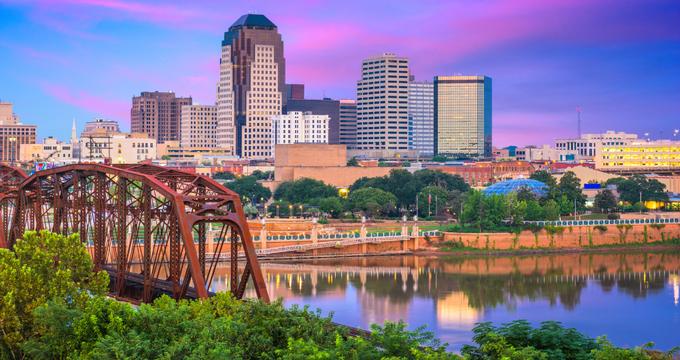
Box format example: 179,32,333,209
0,163,268,303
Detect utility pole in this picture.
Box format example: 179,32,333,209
639,191,643,214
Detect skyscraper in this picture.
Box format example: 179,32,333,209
339,99,357,149
434,76,492,158
356,53,409,151
180,104,218,148
220,14,285,159
131,91,192,144
408,78,434,155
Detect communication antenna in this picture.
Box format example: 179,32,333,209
576,106,582,138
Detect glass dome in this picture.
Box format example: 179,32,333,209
483,179,548,197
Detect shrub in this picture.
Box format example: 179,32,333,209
594,225,608,234
607,213,621,220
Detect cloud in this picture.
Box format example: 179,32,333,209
40,82,130,124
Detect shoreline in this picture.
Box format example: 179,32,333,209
257,243,680,263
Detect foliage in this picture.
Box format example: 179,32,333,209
558,171,586,211
346,157,359,166
417,186,449,217
225,175,272,203
274,178,337,204
594,189,618,213
615,175,668,204
347,187,398,217
250,170,273,180
3,231,674,359
461,190,509,231
268,200,292,217
351,169,469,210
317,197,345,218
0,231,109,358
542,200,560,221
213,171,236,180
462,320,599,360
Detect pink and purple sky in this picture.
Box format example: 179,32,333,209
0,0,678,146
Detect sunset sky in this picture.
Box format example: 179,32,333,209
1,0,678,146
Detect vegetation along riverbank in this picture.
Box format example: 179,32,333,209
1,231,678,359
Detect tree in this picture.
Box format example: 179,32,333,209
268,200,292,217
214,171,236,180
524,199,544,221
616,175,668,204
413,169,470,193
318,197,344,218
346,157,359,166
431,155,449,162
347,187,397,217
530,170,559,200
461,190,508,230
0,231,109,357
417,186,449,217
507,194,527,226
250,170,273,180
558,171,586,210
543,199,560,220
594,189,618,213
274,178,337,204
530,170,557,188
225,176,272,203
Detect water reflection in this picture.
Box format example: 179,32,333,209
211,250,680,350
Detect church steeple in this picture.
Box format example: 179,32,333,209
71,118,77,144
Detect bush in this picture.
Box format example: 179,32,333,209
607,213,620,220
594,225,608,234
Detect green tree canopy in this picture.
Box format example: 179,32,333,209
213,171,236,180
274,178,337,204
225,176,272,203
318,197,345,218
417,186,449,217
615,175,668,204
594,189,618,213
0,231,109,356
558,171,586,210
347,187,398,217
461,190,509,230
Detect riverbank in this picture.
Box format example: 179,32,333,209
420,241,680,257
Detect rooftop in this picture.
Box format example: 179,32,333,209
230,14,277,30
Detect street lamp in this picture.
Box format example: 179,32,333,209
276,204,280,218
8,137,16,165
288,204,293,218
299,205,303,218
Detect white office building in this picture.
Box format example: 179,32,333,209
272,111,329,153
555,131,638,161
356,53,410,151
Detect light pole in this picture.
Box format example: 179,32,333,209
289,204,293,218
8,136,16,165
639,191,643,214
276,204,280,218
299,205,304,218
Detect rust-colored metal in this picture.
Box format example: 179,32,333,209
0,164,28,248
1,163,269,303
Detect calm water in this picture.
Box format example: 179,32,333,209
213,250,680,350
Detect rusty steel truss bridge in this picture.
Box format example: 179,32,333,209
0,163,269,303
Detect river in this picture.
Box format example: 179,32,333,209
213,250,680,350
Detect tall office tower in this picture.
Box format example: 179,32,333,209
285,98,340,143
131,91,192,144
339,99,357,149
408,78,434,155
180,104,218,148
356,53,410,150
284,84,305,101
221,14,285,159
216,36,235,153
434,75,492,158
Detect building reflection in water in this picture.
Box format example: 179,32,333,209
212,251,680,349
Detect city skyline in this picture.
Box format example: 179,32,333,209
1,0,679,146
